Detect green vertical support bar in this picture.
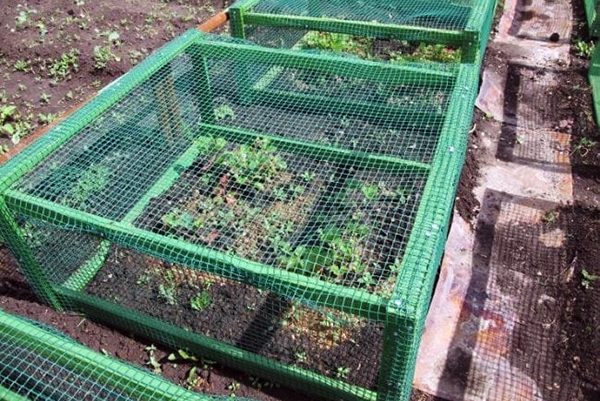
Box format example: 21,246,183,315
228,0,263,39
0,198,62,310
188,49,217,125
228,0,262,105
376,306,416,401
229,6,247,39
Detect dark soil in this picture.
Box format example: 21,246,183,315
84,246,384,391
454,119,481,225
541,1,600,398
555,204,600,398
0,246,314,400
0,0,234,154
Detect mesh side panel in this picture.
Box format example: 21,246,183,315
19,218,103,285
250,0,474,30
244,26,465,64
81,243,385,393
0,309,250,400
13,58,198,221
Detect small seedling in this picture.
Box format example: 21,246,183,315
190,291,211,311
13,60,30,72
301,171,315,182
572,137,597,157
49,49,79,81
186,367,200,390
361,184,378,200
158,283,177,305
93,45,120,69
227,381,241,397
573,39,595,59
168,349,198,363
294,351,308,364
38,112,57,125
145,345,162,374
136,274,150,285
336,366,351,379
214,104,235,120
542,210,559,224
582,269,599,290
40,92,52,104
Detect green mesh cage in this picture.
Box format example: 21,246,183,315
228,0,497,63
0,29,481,401
585,0,600,37
0,308,252,400
590,41,600,127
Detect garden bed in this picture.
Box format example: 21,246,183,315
85,245,384,391
135,135,427,294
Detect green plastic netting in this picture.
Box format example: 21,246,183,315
0,308,251,400
589,41,600,128
0,29,481,401
229,0,497,63
585,0,600,37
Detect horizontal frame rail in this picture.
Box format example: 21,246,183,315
243,12,476,46
5,190,389,322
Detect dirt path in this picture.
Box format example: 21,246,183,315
415,0,600,400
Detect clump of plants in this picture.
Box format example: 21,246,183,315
386,42,462,63
280,222,370,286
216,137,288,191
280,177,411,291
64,164,112,208
160,136,314,259
48,49,80,81
298,31,461,63
300,31,373,59
0,104,31,145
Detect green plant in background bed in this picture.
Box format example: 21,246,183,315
300,31,373,59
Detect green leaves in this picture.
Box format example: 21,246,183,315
582,269,599,290
168,349,198,362
190,291,211,311
360,184,378,200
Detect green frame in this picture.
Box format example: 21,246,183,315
585,0,600,37
590,41,600,129
228,0,498,63
0,29,480,401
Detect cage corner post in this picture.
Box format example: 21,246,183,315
376,302,417,401
0,197,64,311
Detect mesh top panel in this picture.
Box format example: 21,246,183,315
250,0,475,30
10,34,464,298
